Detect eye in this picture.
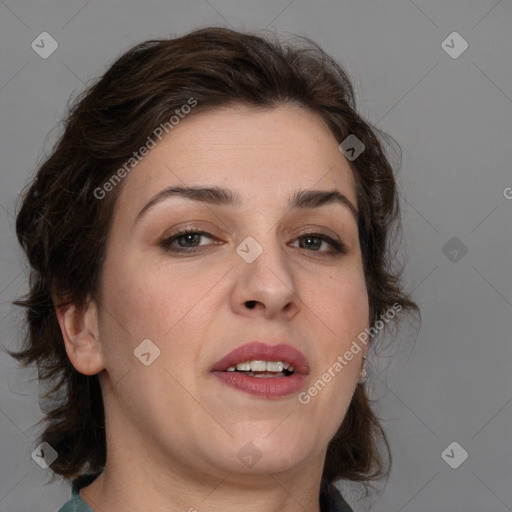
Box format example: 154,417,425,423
159,228,347,256
159,228,218,253
292,232,347,255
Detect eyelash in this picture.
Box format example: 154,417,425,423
159,227,347,256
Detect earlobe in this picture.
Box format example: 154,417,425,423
55,298,105,376
359,353,368,383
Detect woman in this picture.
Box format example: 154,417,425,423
10,27,418,511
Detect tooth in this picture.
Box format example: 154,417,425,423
250,360,267,372
234,360,290,372
266,361,284,372
288,365,295,372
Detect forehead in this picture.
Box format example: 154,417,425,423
116,104,357,216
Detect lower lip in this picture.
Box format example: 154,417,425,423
211,371,308,399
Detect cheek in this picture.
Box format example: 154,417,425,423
98,257,220,367
296,268,368,449
309,264,369,336
303,263,368,397
102,258,190,331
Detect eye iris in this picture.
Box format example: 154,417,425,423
179,233,201,247
302,236,321,250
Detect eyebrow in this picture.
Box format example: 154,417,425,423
134,185,358,224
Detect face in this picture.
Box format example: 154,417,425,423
90,104,369,479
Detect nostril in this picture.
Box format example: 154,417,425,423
245,300,258,309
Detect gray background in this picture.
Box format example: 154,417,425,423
1,1,511,511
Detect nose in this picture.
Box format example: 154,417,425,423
230,238,300,321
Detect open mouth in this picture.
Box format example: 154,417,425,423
225,360,295,378
210,342,309,398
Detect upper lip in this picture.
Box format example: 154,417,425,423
210,342,310,375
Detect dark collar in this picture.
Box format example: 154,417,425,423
320,480,354,512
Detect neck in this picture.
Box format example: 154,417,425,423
78,382,331,512
80,461,324,512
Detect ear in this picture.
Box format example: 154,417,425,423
55,297,105,376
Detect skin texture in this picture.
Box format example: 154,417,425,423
56,104,369,512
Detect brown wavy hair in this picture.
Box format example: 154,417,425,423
8,26,419,489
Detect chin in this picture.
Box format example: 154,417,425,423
209,433,316,476
223,452,310,477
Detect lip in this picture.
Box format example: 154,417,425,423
210,341,310,399
211,341,310,374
